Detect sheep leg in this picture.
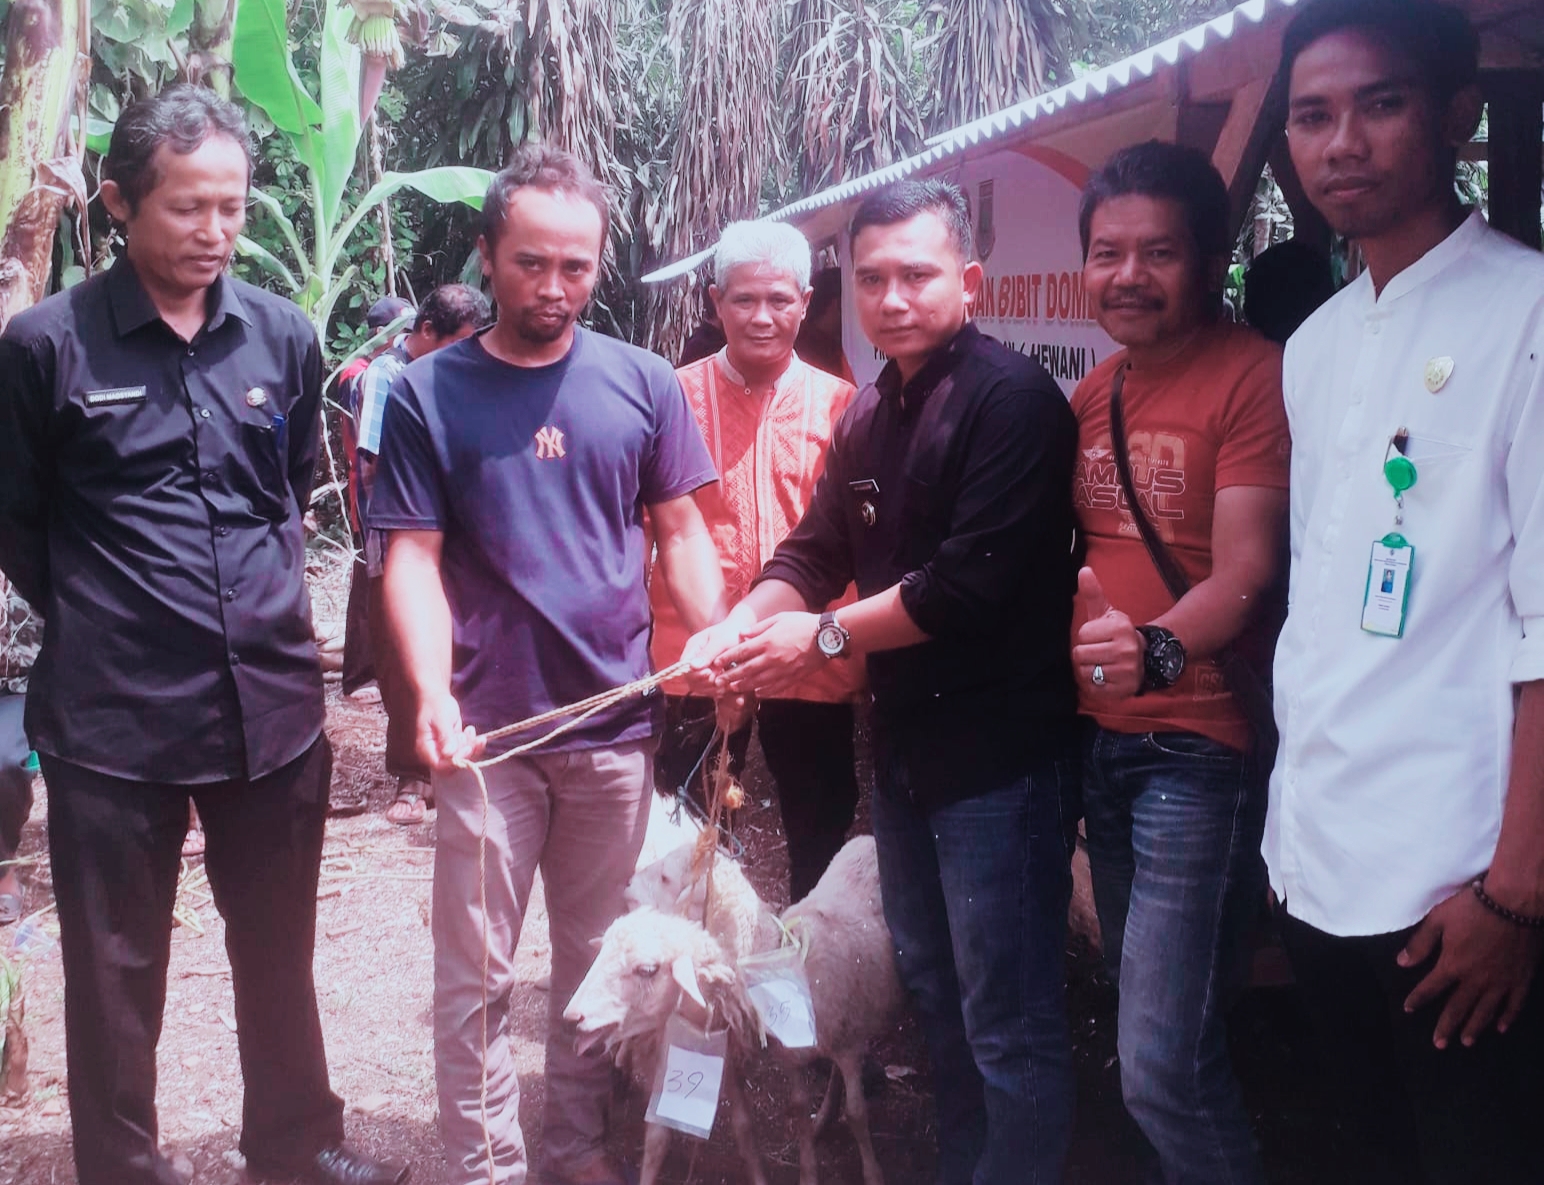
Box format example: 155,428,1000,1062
639,1120,673,1185
722,1071,771,1185
836,1051,885,1185
786,1059,821,1185
810,1059,842,1139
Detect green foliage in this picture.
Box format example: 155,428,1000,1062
225,0,489,346
1065,0,1236,71
92,0,194,90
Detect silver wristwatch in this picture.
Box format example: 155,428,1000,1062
815,611,850,658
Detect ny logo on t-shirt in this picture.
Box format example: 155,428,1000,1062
534,425,567,460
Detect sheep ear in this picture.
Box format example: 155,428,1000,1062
671,953,706,1008
589,936,605,950
673,875,707,917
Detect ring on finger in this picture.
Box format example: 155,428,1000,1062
1091,664,1106,687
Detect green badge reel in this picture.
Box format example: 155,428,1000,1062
1381,453,1417,549
1363,437,1417,637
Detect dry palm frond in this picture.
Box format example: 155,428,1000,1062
784,0,925,192
924,0,1070,128
522,0,622,198
444,0,626,224
644,0,782,359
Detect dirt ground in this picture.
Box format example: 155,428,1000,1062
0,561,1361,1185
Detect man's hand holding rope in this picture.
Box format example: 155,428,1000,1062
415,689,486,772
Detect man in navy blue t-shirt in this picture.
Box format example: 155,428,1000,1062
369,146,726,1185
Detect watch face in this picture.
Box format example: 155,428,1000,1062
1156,642,1185,684
816,622,846,657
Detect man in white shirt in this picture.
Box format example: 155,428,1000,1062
1270,3,1544,1181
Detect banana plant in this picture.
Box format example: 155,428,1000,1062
230,0,490,340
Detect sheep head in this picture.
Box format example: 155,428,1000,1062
624,842,703,915
565,909,750,1056
625,842,777,961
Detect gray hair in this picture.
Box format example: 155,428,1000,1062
713,220,812,290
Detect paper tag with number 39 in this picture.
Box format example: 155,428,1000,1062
646,1013,727,1139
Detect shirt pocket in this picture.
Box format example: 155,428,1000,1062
1402,431,1473,482
899,475,949,565
1399,431,1476,522
234,420,292,522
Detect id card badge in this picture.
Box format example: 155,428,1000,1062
1361,535,1414,638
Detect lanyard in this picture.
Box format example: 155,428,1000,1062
1382,426,1416,547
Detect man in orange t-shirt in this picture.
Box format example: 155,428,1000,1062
650,220,863,902
1068,142,1290,1184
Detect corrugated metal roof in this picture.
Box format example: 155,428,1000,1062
642,0,1302,283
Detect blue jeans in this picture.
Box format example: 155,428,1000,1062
872,753,1075,1185
1082,726,1267,1185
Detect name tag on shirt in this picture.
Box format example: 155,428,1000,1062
1361,538,1414,638
84,386,147,407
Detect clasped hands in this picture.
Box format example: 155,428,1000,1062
681,609,827,729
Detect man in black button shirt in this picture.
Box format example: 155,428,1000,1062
0,87,404,1185
697,180,1081,1184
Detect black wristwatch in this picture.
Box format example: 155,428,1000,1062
815,611,850,659
1136,625,1186,691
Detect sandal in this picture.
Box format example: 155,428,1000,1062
386,784,433,826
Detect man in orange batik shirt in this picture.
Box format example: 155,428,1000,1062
652,220,863,903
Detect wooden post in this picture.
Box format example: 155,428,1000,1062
0,0,88,333
1210,77,1280,238
1483,70,1543,251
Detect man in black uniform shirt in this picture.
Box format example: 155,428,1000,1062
0,87,404,1185
696,180,1081,1184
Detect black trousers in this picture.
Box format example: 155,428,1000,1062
41,737,345,1185
340,554,374,694
1279,909,1544,1185
0,693,32,864
659,696,859,903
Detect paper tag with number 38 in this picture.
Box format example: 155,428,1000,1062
645,1013,728,1139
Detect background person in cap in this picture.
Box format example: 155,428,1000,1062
0,84,404,1185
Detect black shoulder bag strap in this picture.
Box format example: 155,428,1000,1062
1107,363,1279,760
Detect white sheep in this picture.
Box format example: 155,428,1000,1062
623,834,780,960
565,909,770,1185
583,835,903,1185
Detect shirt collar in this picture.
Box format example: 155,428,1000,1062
106,257,252,338
714,346,804,394
875,321,980,405
1365,208,1487,308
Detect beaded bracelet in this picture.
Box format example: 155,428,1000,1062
1470,876,1544,930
